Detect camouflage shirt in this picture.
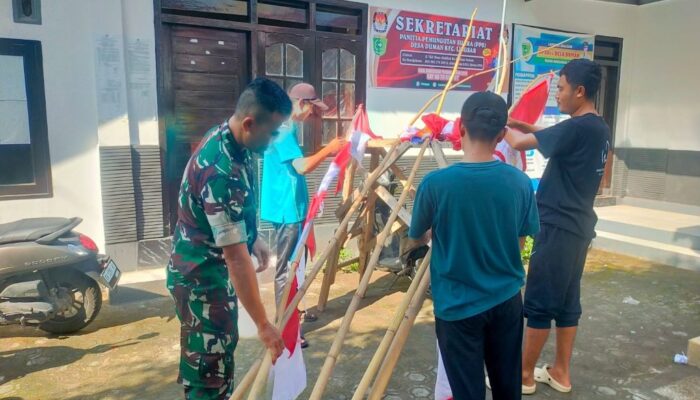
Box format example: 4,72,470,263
167,121,258,287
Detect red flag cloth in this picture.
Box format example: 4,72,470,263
448,117,462,151
421,113,450,140
510,74,552,124
281,275,300,355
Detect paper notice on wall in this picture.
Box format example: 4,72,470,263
126,38,156,122
95,34,128,124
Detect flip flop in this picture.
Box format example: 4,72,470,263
534,364,572,393
485,376,537,395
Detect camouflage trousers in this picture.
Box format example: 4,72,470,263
168,265,239,400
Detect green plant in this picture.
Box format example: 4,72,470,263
339,248,359,273
521,236,534,265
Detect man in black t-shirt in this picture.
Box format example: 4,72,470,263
506,59,610,395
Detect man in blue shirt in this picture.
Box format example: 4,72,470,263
261,83,345,342
409,92,540,400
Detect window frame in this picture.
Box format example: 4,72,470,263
0,38,52,200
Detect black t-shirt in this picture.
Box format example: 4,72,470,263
534,113,610,239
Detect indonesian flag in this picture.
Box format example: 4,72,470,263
498,73,554,170
271,250,307,400
304,105,380,258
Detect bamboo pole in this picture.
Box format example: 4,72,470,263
235,142,409,398
308,139,430,400
367,267,432,400
229,358,262,400
351,249,432,400
435,8,478,116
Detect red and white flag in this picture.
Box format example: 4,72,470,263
271,105,379,400
271,251,307,400
305,104,380,258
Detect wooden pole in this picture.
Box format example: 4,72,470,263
367,267,432,400
358,152,380,282
351,249,432,400
308,139,430,400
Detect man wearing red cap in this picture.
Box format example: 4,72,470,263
260,83,345,346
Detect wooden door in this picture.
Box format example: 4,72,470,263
162,25,250,231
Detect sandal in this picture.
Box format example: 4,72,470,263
534,364,572,393
485,375,537,395
300,336,309,349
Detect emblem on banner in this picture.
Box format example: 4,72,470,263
372,11,388,33
373,37,387,56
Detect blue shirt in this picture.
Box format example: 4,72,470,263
409,161,540,321
260,122,309,224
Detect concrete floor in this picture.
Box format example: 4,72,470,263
1,250,699,399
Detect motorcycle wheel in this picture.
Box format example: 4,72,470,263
39,269,102,334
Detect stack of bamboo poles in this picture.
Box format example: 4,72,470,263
229,15,580,397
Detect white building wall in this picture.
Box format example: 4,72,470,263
0,0,159,250
623,0,700,151
0,1,106,248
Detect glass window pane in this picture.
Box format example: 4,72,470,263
322,81,338,118
268,77,284,88
340,120,352,138
339,49,356,81
265,43,283,76
322,49,338,79
285,78,303,92
322,120,337,145
340,83,355,118
285,44,303,78
0,55,34,185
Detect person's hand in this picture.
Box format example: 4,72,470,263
257,321,284,363
507,117,521,129
252,238,271,273
326,137,348,155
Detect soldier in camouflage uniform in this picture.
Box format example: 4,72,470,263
167,78,291,400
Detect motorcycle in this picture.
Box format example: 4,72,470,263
0,217,121,334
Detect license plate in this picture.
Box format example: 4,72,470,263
100,259,121,289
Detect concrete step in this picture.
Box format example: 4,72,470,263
595,219,700,250
593,230,700,272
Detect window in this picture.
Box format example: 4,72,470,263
321,48,357,145
0,38,51,199
263,38,307,146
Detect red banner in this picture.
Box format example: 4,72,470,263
369,7,502,91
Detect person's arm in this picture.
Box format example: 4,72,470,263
505,118,541,151
292,137,347,175
223,243,284,362
519,237,526,250
408,178,434,245
202,170,283,362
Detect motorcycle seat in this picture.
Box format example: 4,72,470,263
0,218,75,245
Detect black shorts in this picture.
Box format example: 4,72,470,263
524,224,591,329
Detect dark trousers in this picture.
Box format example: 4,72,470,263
436,293,524,400
524,224,591,329
272,222,301,307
